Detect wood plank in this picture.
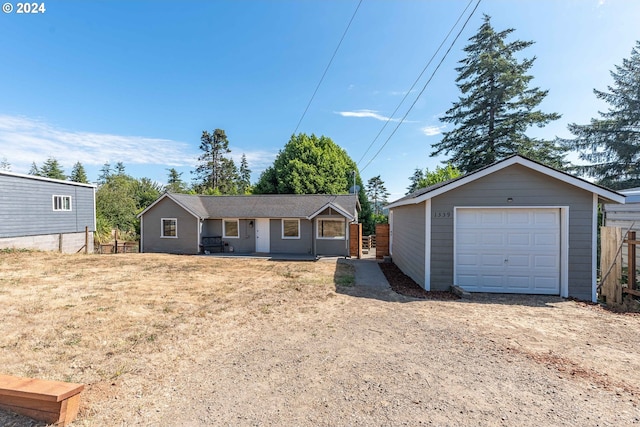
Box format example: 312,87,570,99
0,375,84,402
623,288,640,297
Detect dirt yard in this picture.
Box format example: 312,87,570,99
0,252,639,426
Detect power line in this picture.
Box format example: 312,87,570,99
292,0,363,135
359,0,482,174
356,0,476,166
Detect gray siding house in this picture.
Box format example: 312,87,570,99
0,171,96,253
386,155,624,302
137,193,359,257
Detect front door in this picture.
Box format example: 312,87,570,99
255,218,270,253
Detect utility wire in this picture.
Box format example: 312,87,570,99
356,0,475,166
293,0,363,135
359,0,482,173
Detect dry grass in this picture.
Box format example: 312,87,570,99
0,251,353,424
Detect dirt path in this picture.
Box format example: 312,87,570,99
0,253,639,426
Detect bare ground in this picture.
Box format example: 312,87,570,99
0,252,639,426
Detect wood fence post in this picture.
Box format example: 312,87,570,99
599,226,623,305
84,226,89,255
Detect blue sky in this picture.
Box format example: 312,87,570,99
0,0,638,199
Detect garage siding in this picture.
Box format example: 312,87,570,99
391,203,426,287
142,197,199,254
429,164,594,299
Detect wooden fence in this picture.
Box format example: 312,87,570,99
600,226,640,306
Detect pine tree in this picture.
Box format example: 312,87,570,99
406,168,425,195
0,157,10,171
366,175,389,216
431,14,565,173
115,162,126,176
29,162,40,176
39,157,66,180
165,168,188,193
238,154,252,194
98,162,111,184
561,41,640,190
193,129,234,193
70,162,89,183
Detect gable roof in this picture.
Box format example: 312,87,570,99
387,155,625,209
137,193,359,221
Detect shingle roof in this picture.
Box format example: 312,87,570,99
163,193,359,220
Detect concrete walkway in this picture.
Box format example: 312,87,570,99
349,258,390,291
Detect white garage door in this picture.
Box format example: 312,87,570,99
455,208,560,294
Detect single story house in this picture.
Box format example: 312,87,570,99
0,171,96,253
604,187,640,231
386,155,625,302
137,193,360,257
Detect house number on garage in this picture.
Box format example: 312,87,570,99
433,211,452,218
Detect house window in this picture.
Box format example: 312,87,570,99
223,219,239,238
282,219,300,239
52,195,72,211
317,219,345,239
161,218,177,238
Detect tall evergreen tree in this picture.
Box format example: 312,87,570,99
39,157,66,180
114,162,126,176
431,14,565,173
238,154,252,194
165,168,188,193
98,162,112,184
193,129,234,193
561,41,640,190
29,162,40,176
70,162,89,183
406,168,425,195
0,157,10,171
366,175,389,216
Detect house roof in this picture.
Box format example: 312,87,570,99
138,193,360,221
386,155,625,209
0,170,96,188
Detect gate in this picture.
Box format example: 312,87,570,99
375,223,390,259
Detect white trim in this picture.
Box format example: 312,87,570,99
223,218,240,239
387,155,625,209
0,170,96,188
316,218,346,240
160,218,178,238
389,210,394,256
424,199,431,291
281,218,301,239
139,215,144,252
592,193,598,302
561,207,570,298
52,195,72,211
454,206,568,296
137,193,202,220
307,202,354,221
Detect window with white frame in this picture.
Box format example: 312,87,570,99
317,219,345,239
161,218,177,238
282,219,300,239
52,195,72,211
223,219,239,238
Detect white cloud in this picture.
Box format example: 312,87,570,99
336,109,399,122
0,114,199,173
421,125,446,137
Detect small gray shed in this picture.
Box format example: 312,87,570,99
137,193,359,257
0,171,96,253
386,155,624,302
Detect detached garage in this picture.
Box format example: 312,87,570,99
386,155,625,302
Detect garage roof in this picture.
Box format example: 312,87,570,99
387,155,625,209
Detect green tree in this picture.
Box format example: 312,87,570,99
366,175,389,216
194,129,236,193
114,162,126,176
419,164,462,188
238,154,252,194
431,14,565,173
28,162,39,176
39,157,66,180
0,157,10,171
406,168,425,195
165,168,188,193
254,133,374,233
561,41,640,190
70,162,89,183
98,162,111,184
